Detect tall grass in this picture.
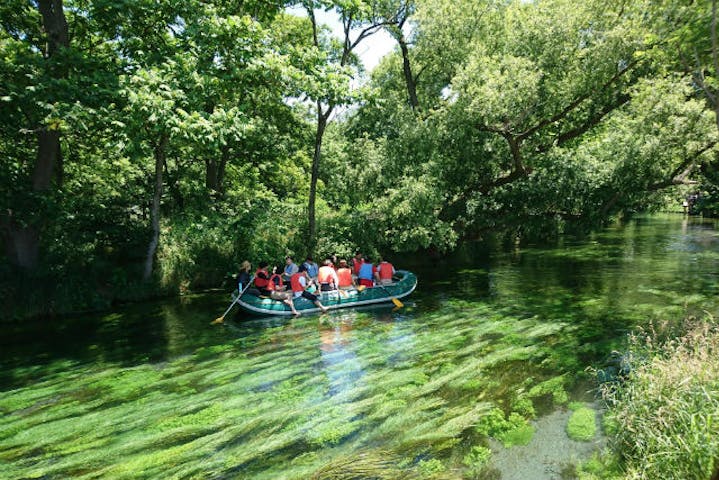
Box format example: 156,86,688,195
601,318,719,480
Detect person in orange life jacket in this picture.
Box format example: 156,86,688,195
336,259,355,289
357,256,378,288
254,262,273,296
352,251,363,275
317,258,339,291
264,266,299,315
377,258,396,285
291,265,328,313
269,265,285,290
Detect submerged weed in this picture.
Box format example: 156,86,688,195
566,405,597,441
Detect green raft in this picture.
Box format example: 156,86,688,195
236,270,417,316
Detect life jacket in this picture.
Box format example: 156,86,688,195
269,273,283,287
358,262,374,280
378,262,394,280
290,273,304,293
318,266,335,284
337,268,352,287
254,269,270,288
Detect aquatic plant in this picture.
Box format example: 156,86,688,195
417,457,446,476
463,445,492,478
566,404,597,441
527,375,569,405
475,408,535,447
575,450,623,480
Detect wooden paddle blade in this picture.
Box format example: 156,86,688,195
211,317,225,325
391,297,404,308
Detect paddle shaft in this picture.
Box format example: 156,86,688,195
377,284,404,308
216,275,254,321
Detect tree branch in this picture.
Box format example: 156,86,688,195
648,141,717,191
517,58,639,142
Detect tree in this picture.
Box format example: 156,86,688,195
298,0,393,254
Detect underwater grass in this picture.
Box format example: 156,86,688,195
4,215,719,479
566,403,597,441
0,303,589,479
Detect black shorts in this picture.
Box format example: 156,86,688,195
297,290,319,302
320,283,335,292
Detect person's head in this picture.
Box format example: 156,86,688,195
323,258,333,266
305,256,313,263
241,260,251,272
339,259,348,268
258,261,268,270
354,250,362,259
298,264,308,274
364,256,372,263
285,256,294,264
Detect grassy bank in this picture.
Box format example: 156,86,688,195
582,317,719,479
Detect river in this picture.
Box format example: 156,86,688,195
2,214,719,479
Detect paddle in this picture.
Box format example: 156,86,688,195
211,275,254,324
378,283,404,308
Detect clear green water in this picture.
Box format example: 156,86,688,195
2,214,719,479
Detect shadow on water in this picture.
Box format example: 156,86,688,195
2,214,719,479
0,295,235,388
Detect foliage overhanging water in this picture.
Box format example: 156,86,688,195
2,214,719,479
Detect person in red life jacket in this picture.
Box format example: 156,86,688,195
357,256,378,288
377,258,396,285
263,265,299,315
317,258,339,291
352,251,364,275
254,262,272,296
269,265,285,290
291,265,328,313
336,259,355,290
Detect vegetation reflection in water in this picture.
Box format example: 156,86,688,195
2,215,719,479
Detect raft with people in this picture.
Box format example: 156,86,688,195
235,269,417,316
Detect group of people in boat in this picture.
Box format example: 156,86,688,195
236,252,397,315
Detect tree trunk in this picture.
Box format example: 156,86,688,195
205,146,230,194
143,133,168,281
398,35,419,110
307,104,328,254
37,0,69,58
712,0,719,131
5,1,68,270
205,158,219,192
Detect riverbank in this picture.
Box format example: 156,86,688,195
587,316,719,479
